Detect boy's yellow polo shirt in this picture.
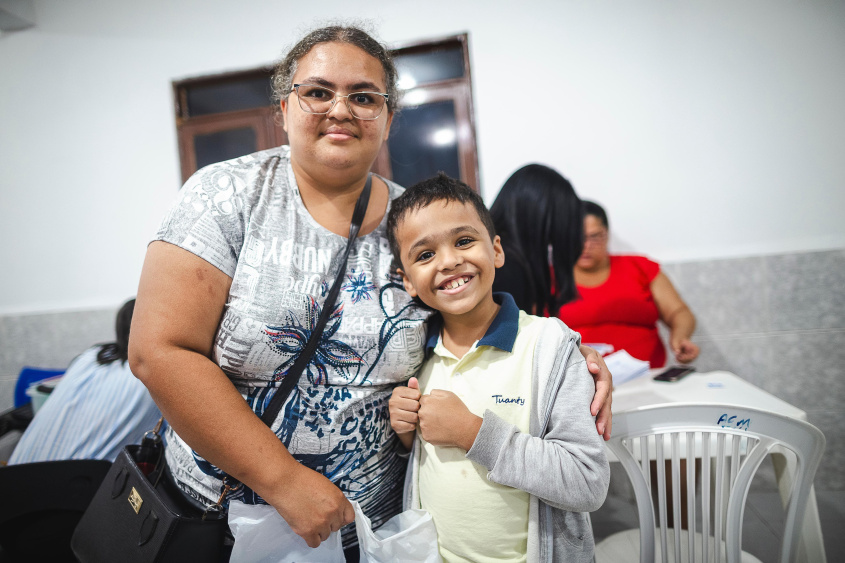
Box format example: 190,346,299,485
417,293,538,563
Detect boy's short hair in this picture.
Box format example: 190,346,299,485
386,173,497,270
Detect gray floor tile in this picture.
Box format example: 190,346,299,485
748,457,779,493
592,494,640,540
741,513,782,562
745,491,786,533
816,490,845,560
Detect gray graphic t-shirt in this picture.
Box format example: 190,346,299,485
155,146,430,540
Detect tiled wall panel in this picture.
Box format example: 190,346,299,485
664,249,845,490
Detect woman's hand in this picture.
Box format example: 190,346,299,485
671,336,700,363
389,377,422,451
269,464,354,548
418,390,482,451
580,345,613,441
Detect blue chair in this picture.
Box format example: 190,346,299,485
13,367,65,408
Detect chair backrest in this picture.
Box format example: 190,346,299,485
605,403,825,563
0,459,112,560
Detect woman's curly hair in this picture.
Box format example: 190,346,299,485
271,25,399,113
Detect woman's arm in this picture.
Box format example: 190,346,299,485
130,241,353,547
650,272,700,363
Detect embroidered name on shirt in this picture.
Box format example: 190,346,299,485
492,394,525,406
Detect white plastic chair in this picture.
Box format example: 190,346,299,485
595,403,825,563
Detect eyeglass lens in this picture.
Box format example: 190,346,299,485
295,84,386,120
585,232,607,245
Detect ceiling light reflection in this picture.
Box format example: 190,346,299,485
432,128,456,146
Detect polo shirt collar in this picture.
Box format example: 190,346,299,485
425,292,520,354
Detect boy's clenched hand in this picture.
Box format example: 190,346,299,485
419,390,482,451
389,377,421,451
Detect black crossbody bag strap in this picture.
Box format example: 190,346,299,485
259,175,372,427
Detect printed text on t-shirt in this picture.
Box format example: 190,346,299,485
492,395,525,406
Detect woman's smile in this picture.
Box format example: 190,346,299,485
322,125,357,141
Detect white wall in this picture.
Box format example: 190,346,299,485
1,0,843,315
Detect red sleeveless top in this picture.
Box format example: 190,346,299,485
558,255,666,367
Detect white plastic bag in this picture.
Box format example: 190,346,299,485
227,500,344,563
227,499,441,563
354,501,442,563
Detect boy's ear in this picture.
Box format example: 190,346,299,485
397,267,418,298
493,235,505,268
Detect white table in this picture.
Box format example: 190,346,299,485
609,370,826,563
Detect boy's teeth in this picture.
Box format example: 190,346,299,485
445,276,468,289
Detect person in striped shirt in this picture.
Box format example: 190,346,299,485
9,299,162,464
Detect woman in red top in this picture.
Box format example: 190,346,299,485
559,201,700,367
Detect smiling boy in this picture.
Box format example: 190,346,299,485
386,173,609,563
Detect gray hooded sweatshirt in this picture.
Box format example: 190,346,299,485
404,294,611,562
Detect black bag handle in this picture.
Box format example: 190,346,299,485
259,175,372,426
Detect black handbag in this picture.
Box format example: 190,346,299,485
71,425,228,562
71,177,372,563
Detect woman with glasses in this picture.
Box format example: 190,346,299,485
559,200,700,367
129,26,613,560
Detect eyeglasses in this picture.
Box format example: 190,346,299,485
291,83,389,120
584,232,608,246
